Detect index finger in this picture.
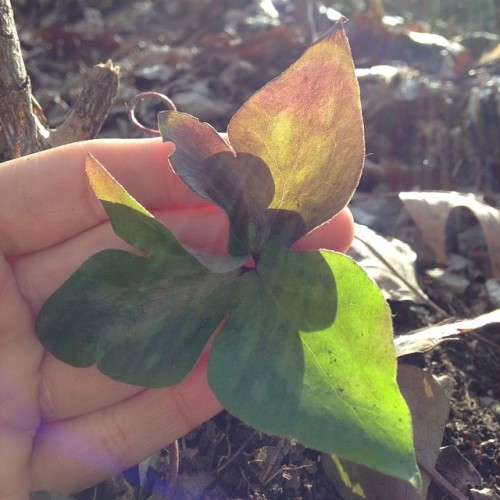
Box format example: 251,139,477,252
0,138,210,257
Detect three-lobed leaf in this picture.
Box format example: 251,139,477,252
36,21,420,488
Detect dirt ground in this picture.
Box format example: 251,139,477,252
10,0,499,498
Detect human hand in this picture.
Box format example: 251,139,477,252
0,138,354,497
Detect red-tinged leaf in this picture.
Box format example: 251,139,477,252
228,21,364,243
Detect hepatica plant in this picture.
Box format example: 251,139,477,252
37,22,421,488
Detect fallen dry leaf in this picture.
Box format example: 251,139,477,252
399,192,500,278
348,223,430,304
394,308,500,356
434,446,482,493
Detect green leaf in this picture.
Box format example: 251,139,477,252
209,250,420,487
36,156,237,386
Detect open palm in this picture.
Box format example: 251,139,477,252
0,138,354,498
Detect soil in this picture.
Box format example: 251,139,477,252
9,0,499,498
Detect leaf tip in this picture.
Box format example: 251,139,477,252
84,153,152,218
313,17,347,46
85,153,110,201
409,467,423,495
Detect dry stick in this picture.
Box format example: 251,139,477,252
0,0,49,161
50,60,120,147
354,234,449,317
471,331,500,351
291,0,316,43
165,440,180,498
216,432,256,474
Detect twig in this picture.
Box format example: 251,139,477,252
127,91,177,137
1,1,119,159
470,331,500,352
50,60,120,147
165,440,179,499
216,432,255,474
355,233,449,317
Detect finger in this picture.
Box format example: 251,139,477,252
13,207,352,315
30,352,223,495
0,426,32,500
0,259,43,500
0,138,210,257
15,206,228,422
293,208,354,254
12,206,229,313
39,359,143,422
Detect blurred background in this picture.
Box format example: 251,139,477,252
12,0,499,195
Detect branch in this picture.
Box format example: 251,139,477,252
0,0,50,161
50,61,120,147
0,1,120,161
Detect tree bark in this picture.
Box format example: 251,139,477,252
50,60,120,148
0,0,50,161
0,0,120,161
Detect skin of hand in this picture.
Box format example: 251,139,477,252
0,138,354,498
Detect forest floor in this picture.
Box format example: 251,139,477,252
11,0,499,498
